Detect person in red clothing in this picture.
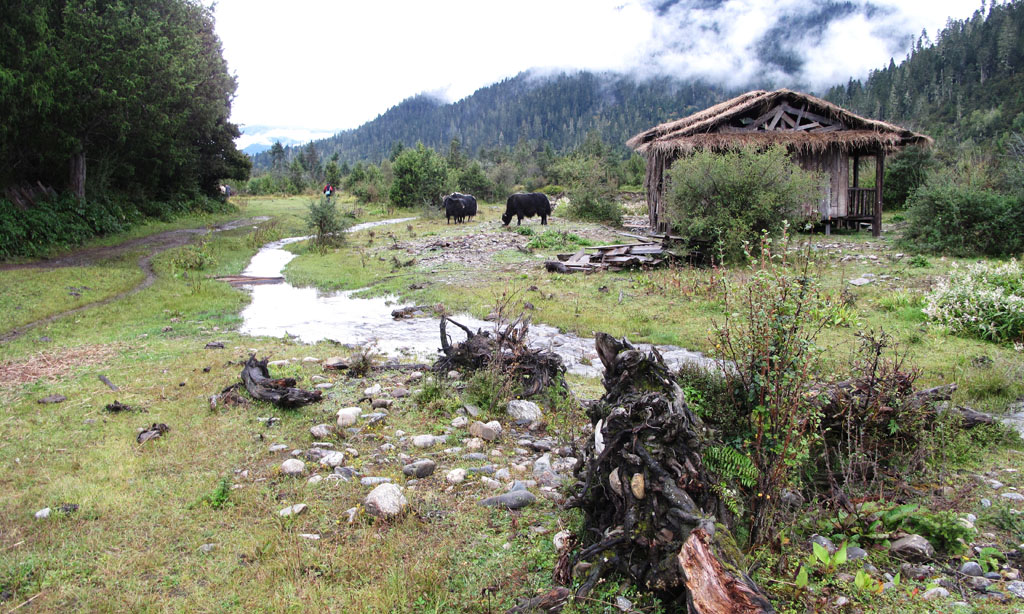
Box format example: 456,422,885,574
323,183,334,200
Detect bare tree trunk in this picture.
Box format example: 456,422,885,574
69,151,86,199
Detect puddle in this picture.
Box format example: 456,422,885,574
238,218,714,377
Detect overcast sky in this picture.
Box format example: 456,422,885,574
213,0,986,148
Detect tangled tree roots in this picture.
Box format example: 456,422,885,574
240,355,322,408
568,333,773,613
434,316,565,397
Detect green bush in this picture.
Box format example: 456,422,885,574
901,177,1024,256
552,156,622,224
305,198,351,253
665,146,820,263
389,143,448,208
524,230,592,250
924,259,1024,344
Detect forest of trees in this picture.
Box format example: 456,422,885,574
0,0,249,257
251,73,730,170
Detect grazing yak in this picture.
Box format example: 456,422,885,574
443,192,478,224
501,192,551,226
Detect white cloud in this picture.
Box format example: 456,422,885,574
211,0,983,135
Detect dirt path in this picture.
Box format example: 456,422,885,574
0,218,263,344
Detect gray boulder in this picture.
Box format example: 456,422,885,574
480,490,536,510
364,483,407,518
890,534,934,561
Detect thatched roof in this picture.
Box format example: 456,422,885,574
627,89,931,156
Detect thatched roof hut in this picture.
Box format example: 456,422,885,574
627,89,932,236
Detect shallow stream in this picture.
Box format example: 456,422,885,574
238,218,715,377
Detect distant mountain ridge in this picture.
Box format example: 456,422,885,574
250,71,731,168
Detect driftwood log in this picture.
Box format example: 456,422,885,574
569,333,773,612
434,316,564,398
240,355,322,408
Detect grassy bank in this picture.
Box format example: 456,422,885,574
1,194,1022,613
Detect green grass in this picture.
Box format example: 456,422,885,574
2,193,1023,613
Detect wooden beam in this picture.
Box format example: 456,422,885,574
779,112,797,129
766,106,786,131
779,103,838,127
852,155,860,188
874,151,884,237
794,121,821,131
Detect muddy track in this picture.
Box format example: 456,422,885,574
0,218,263,344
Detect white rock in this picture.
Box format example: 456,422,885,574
1002,492,1024,502
412,434,445,448
279,503,307,517
364,483,407,518
553,530,572,551
315,383,334,390
281,459,305,476
302,356,320,363
446,468,467,484
310,424,334,439
336,407,361,428
298,533,320,540
921,587,949,601
35,507,51,519
465,437,485,451
594,418,605,455
307,475,323,485
485,420,503,436
344,507,359,523
508,400,543,421
364,384,382,396
319,451,346,468
447,370,461,380
268,360,289,367
269,443,290,452
451,416,469,428
480,477,503,490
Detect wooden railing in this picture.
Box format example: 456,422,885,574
848,187,877,219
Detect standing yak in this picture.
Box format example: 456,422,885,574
502,192,551,226
443,192,478,224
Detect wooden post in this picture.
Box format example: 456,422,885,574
852,155,859,188
873,152,884,237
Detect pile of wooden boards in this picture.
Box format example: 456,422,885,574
546,240,674,273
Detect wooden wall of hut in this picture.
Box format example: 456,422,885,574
794,148,849,221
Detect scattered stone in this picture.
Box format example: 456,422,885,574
310,424,334,439
364,483,407,518
372,399,393,409
403,460,436,478
407,371,423,381
465,438,485,451
891,534,934,561
38,394,67,404
469,421,499,441
987,479,1005,489
281,459,306,476
479,490,536,510
964,576,993,590
533,453,563,486
480,477,502,490
849,277,873,286
336,407,361,428
391,387,409,398
615,596,633,611
463,404,481,418
921,587,949,601
318,451,345,468
334,466,359,480
34,507,51,519
314,382,334,390
447,370,461,380
451,416,469,428
1006,581,1024,599
608,468,622,496
981,498,992,508
298,534,320,541
199,543,217,553
960,561,984,577
364,412,388,425
364,384,382,396
847,546,868,561
446,469,466,484
507,400,542,422
811,534,836,554
323,357,348,370
279,503,307,517
467,465,495,475
267,360,289,367
205,342,225,349
302,356,320,363
900,563,934,580
412,434,446,448
1002,492,1024,502
630,473,645,499
360,477,392,487
344,507,359,523
269,444,289,453
307,475,323,485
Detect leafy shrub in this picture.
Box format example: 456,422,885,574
171,238,216,294
924,259,1024,343
305,198,351,253
665,146,821,263
908,254,930,268
901,177,1024,256
553,156,623,224
512,226,535,237
389,143,448,208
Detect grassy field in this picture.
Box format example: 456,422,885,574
1,194,1022,613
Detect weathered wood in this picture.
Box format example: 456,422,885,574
679,528,775,614
874,151,884,237
569,334,774,610
240,355,323,408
